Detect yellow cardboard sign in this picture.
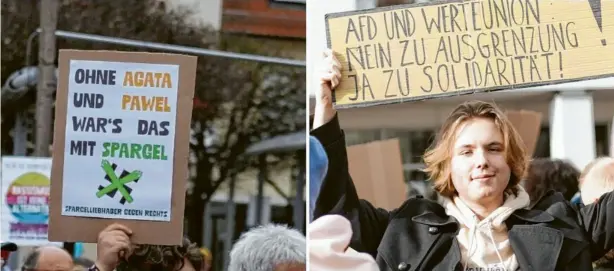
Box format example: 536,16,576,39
326,0,614,108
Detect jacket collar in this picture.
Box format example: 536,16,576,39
411,207,556,226
510,208,555,224
412,211,459,227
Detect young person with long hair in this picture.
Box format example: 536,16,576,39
310,49,614,271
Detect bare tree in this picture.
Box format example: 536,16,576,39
1,0,306,244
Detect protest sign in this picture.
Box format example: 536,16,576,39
1,157,59,246
506,110,542,157
48,50,197,245
326,0,614,108
347,138,406,211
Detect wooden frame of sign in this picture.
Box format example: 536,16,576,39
325,0,614,109
48,50,197,245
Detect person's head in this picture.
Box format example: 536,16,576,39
579,157,606,187
116,237,202,271
424,101,527,207
1,242,17,268
21,246,74,271
580,157,614,204
228,224,306,271
522,158,580,205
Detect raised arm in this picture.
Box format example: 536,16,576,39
577,190,614,260
310,50,390,257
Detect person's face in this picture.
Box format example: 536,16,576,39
450,118,510,205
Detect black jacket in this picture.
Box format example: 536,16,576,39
311,114,614,271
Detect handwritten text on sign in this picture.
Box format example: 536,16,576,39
326,0,614,108
61,60,178,222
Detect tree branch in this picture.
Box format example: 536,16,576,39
265,178,291,202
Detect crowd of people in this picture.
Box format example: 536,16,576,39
308,49,614,271
2,47,612,271
1,223,306,271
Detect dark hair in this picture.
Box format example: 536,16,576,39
116,237,202,271
523,158,580,204
21,250,40,271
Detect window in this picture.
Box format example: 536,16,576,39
595,124,611,157
204,202,248,271
534,124,610,158
222,0,306,38
270,202,306,233
534,127,551,158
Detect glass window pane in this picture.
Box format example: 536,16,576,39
534,127,550,158
596,124,609,157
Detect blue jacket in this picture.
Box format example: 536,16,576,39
309,136,328,222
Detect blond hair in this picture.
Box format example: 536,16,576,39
580,157,614,204
579,157,606,186
423,101,528,198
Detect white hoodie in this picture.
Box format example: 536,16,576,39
443,185,530,271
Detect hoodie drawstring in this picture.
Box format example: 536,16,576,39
447,190,530,271
463,224,477,271
463,219,508,271
487,222,507,270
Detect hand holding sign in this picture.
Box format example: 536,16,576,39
313,50,343,129
320,49,343,93
95,224,134,271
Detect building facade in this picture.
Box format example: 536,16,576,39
169,1,307,270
